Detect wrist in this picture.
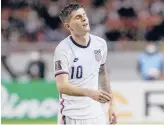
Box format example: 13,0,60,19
109,95,115,106
84,88,90,97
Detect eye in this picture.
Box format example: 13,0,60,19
75,15,80,20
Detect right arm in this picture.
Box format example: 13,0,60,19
56,74,90,96
55,73,111,103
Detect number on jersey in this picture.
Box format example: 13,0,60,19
71,66,83,79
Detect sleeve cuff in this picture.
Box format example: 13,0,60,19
55,72,69,77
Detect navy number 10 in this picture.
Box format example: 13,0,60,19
71,66,83,79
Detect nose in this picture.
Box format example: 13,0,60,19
82,16,86,22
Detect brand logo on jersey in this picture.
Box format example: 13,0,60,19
55,60,62,71
73,58,78,62
94,49,102,62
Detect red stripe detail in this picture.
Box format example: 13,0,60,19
55,72,68,77
60,94,64,114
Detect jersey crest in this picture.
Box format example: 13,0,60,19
55,60,62,71
94,49,102,62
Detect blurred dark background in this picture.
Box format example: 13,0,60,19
2,0,164,43
1,0,164,81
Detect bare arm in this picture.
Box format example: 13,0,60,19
99,64,114,105
55,74,111,102
56,74,90,96
99,63,118,124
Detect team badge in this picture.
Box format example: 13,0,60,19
55,60,62,71
94,49,102,62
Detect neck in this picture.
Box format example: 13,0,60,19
71,33,89,46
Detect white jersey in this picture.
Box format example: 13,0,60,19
54,34,107,119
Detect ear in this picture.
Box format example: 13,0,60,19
64,23,70,30
64,23,73,31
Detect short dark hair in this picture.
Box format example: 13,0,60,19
59,3,82,23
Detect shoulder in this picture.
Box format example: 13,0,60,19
90,34,107,52
157,53,163,57
55,36,71,53
157,53,164,60
90,34,107,45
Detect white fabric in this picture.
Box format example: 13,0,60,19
54,34,107,119
64,115,108,125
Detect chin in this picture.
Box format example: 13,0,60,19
84,28,90,32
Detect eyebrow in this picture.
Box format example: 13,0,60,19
75,14,81,18
74,13,86,18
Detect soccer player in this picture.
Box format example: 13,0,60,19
54,3,117,125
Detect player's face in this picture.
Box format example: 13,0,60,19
66,8,90,35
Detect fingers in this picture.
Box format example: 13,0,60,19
99,94,110,103
101,91,112,99
91,90,112,103
98,96,108,103
100,91,112,102
110,113,117,124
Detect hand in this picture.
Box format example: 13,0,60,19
109,106,118,124
88,90,112,103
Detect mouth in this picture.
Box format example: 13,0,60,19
83,23,88,27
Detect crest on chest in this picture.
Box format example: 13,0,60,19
94,49,102,62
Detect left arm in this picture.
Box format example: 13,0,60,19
99,63,117,124
99,63,114,106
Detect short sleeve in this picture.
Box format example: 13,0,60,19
54,48,69,77
101,41,107,65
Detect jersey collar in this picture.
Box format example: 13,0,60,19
70,35,91,48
